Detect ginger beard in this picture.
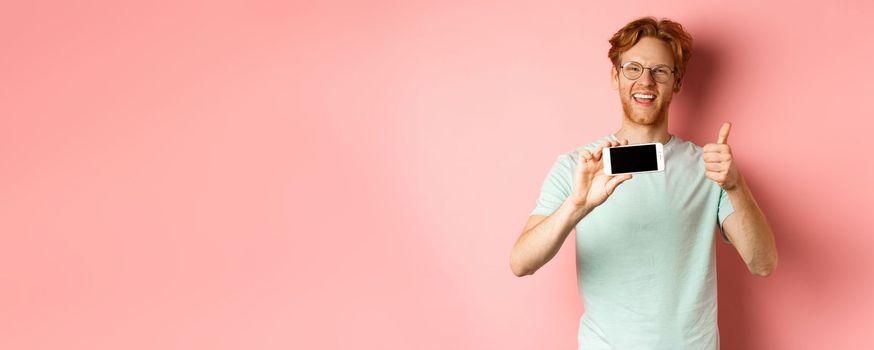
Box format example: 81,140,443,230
618,83,673,126
611,36,679,127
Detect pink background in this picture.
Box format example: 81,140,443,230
2,1,872,349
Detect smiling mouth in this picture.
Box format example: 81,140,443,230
632,93,656,105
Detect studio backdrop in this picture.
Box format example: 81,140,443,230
2,1,872,349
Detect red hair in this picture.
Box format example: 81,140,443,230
608,17,693,91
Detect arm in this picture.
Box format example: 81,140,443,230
510,201,590,277
704,122,778,277
721,173,778,277
510,139,632,277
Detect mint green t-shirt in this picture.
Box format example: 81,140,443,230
530,134,734,350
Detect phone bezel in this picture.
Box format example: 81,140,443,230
602,142,665,175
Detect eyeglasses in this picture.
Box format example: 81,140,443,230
618,61,675,83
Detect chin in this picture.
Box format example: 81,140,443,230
632,113,661,125
620,98,669,126
624,108,661,125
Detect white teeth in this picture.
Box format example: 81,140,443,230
633,93,655,100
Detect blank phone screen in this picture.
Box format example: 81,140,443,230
608,144,658,174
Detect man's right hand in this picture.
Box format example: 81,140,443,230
569,139,633,210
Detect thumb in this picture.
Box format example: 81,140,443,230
605,174,632,195
717,122,731,144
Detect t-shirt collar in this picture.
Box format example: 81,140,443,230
608,133,675,149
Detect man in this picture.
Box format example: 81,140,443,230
509,17,778,349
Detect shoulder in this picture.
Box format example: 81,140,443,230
554,135,615,165
669,134,705,158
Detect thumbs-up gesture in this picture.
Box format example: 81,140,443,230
703,122,739,190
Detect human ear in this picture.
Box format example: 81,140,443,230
611,66,619,90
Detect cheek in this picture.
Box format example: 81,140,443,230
620,82,635,96
659,89,673,102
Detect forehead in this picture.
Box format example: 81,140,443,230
620,36,675,66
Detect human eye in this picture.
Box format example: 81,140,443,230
653,66,671,75
624,64,642,73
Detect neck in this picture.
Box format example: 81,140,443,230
614,117,671,145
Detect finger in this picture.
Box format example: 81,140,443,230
705,162,727,172
605,174,632,195
622,139,629,145
577,151,588,171
592,145,604,161
597,140,619,162
599,141,620,161
578,150,593,165
705,170,726,182
595,140,615,161
703,152,731,162
717,122,731,144
703,143,730,154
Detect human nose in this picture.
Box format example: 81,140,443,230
637,67,656,85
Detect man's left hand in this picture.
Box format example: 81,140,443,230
703,122,740,190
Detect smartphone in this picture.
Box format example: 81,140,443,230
602,142,665,175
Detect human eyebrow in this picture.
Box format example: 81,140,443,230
622,56,671,66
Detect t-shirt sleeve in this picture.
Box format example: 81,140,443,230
717,187,736,244
530,153,576,217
